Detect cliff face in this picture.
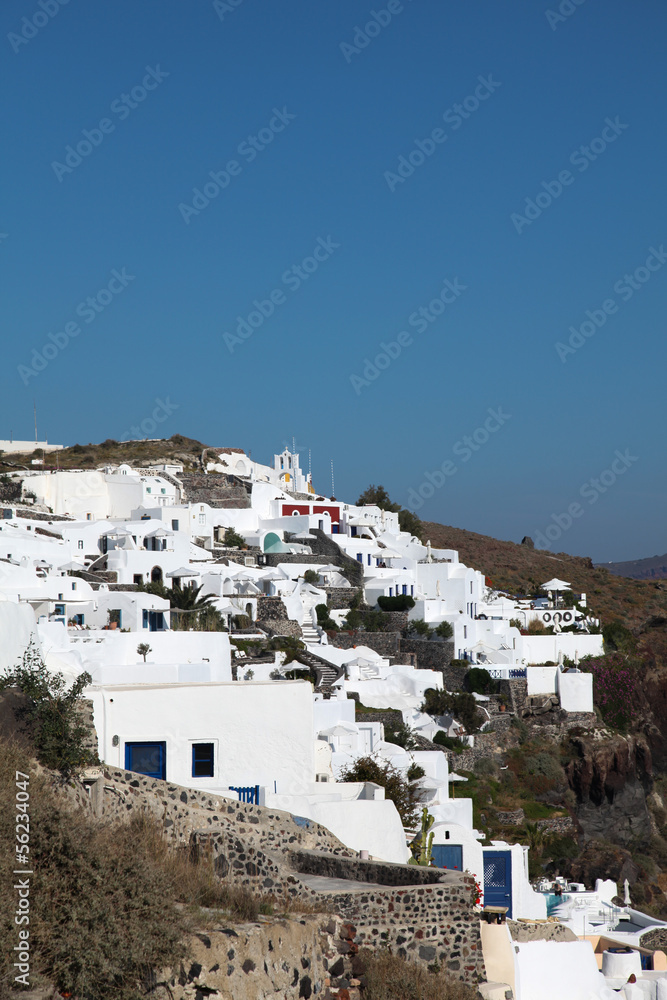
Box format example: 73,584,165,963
564,734,653,844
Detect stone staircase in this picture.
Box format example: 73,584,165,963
297,649,345,696
300,608,321,645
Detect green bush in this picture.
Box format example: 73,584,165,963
377,594,415,612
422,689,483,733
432,731,465,753
0,641,97,780
315,603,338,631
407,763,426,781
407,618,433,638
384,720,418,750
465,667,499,695
223,526,246,548
303,569,320,585
434,620,454,639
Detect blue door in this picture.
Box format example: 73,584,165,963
432,844,463,870
125,742,166,780
484,851,512,917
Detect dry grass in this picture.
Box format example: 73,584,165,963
360,949,480,1000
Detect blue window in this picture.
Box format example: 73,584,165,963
367,554,371,566
402,585,407,595
192,743,214,777
389,588,393,596
142,609,149,628
356,553,362,562
410,585,414,596
432,844,463,870
125,741,166,780
171,519,179,531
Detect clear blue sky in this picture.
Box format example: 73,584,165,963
1,0,665,562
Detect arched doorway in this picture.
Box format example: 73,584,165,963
151,566,163,584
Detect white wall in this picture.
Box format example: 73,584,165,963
90,679,315,794
513,940,615,1000
557,671,594,713
526,666,558,696
519,633,603,664
0,600,38,672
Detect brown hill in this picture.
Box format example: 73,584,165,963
0,435,214,472
422,521,667,631
597,554,667,581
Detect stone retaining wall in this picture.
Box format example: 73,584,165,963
328,631,401,657
401,637,455,672
291,849,444,887
324,587,356,609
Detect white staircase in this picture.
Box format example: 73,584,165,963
300,608,321,645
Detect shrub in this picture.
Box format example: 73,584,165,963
360,948,478,1000
340,756,419,828
579,653,642,731
377,594,415,612
434,620,453,639
384,720,418,750
223,526,246,548
474,757,498,777
407,618,433,638
432,731,465,752
603,620,637,655
0,641,96,780
407,763,425,781
315,603,338,631
303,569,320,585
465,667,499,695
422,688,483,733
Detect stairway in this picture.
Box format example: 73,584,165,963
297,649,345,697
300,609,321,645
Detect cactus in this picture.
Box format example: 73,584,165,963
409,806,435,866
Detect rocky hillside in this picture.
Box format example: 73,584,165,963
0,435,223,472
599,553,667,581
422,520,667,631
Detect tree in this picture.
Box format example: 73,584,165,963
137,643,151,662
356,485,425,542
356,485,400,511
0,639,96,779
384,720,418,750
339,755,419,828
434,620,453,639
223,526,246,548
407,618,433,638
303,569,320,585
422,688,483,733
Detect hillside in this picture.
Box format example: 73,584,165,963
422,520,667,631
0,435,216,472
598,553,667,582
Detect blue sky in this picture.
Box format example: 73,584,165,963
1,0,665,562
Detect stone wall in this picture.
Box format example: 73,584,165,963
256,595,303,639
263,552,330,567
289,529,363,587
401,638,455,672
324,587,356,609
179,473,251,508
291,849,444,886
329,631,401,658
70,765,484,986
326,877,484,981
153,914,350,1000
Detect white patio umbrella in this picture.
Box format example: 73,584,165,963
540,578,571,592
166,567,200,578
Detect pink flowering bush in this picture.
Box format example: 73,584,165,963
581,653,642,731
